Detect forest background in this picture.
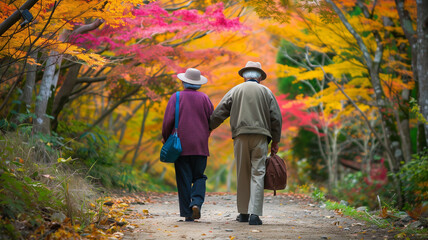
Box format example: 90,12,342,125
0,0,427,238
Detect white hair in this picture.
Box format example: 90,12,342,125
242,70,262,79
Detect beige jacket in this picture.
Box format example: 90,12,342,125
210,81,282,143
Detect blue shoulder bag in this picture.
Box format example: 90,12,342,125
160,92,182,163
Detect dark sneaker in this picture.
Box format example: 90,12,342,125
192,205,201,219
249,214,262,225
236,213,250,222
185,217,194,222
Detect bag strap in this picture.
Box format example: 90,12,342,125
174,92,180,130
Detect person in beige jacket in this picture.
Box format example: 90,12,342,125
209,61,282,225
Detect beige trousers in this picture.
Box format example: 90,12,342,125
234,134,267,216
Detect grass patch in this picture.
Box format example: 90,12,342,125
324,200,391,228
310,187,427,239
0,131,98,239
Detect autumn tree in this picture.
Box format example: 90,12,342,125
246,0,424,207
394,0,428,148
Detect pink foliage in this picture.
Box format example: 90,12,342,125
364,158,388,188
74,1,245,89
277,94,321,132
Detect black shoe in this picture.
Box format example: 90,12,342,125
185,217,194,222
249,214,262,225
191,205,201,219
236,213,249,222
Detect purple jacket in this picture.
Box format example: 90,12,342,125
162,89,214,156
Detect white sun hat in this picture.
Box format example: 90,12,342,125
177,68,208,85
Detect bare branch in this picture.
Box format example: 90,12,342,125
76,76,107,83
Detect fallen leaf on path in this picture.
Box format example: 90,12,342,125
251,229,261,233
113,232,124,238
394,232,406,238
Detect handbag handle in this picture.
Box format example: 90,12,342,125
174,92,180,130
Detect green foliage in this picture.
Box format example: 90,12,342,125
0,118,17,132
325,200,390,228
0,163,61,220
311,187,326,202
333,171,396,209
409,97,427,124
396,150,428,207
58,120,127,189
278,76,316,99
57,120,169,192
0,131,94,239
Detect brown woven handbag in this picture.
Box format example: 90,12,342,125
264,153,287,196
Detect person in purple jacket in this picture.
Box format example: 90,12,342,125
162,68,214,222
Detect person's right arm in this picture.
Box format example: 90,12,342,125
162,94,176,142
269,91,282,154
209,89,233,130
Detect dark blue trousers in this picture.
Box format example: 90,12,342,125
174,155,207,218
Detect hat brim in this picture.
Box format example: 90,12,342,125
238,67,267,80
177,73,208,85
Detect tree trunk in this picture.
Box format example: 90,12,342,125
51,64,81,130
131,100,152,167
33,19,104,134
21,51,38,107
416,0,428,146
33,50,62,134
12,51,38,124
395,0,428,151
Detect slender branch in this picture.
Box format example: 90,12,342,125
325,0,373,67
81,85,142,134
163,30,212,47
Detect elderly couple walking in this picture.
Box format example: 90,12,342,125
161,61,282,225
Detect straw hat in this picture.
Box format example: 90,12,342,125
177,68,208,85
238,61,267,80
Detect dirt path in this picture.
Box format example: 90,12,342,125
123,192,397,240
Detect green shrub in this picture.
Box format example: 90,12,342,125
397,150,428,208
57,120,168,192
311,187,326,202
333,171,395,209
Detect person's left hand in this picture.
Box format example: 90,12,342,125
271,141,279,155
